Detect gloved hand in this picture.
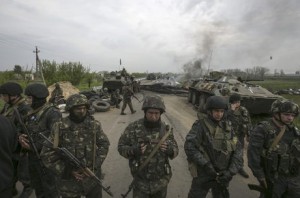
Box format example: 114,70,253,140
203,163,218,178
130,143,143,156
217,171,233,184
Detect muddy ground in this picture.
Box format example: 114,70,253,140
17,91,259,198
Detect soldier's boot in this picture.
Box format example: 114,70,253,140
19,184,33,198
129,103,136,114
131,110,136,114
239,168,249,178
120,112,126,115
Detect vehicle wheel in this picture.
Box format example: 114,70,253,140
198,95,207,112
188,91,192,102
192,92,198,105
92,100,110,112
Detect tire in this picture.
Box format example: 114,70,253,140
198,95,207,113
92,100,110,112
192,92,198,105
188,91,192,102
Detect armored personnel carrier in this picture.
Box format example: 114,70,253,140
102,71,127,93
188,75,283,115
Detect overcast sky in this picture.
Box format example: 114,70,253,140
0,0,299,73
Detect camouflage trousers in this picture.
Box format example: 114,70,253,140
121,100,135,113
28,154,59,198
133,186,167,198
188,176,229,198
61,184,102,198
271,174,300,198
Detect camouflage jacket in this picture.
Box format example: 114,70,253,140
118,118,178,194
248,118,300,180
41,115,110,195
227,106,252,137
184,114,243,177
25,103,62,153
122,85,133,102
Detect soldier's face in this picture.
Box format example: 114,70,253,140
230,101,240,110
72,105,87,118
25,96,33,105
145,109,161,122
280,113,296,125
211,109,225,121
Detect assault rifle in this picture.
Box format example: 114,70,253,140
39,133,114,197
13,108,47,175
132,94,141,103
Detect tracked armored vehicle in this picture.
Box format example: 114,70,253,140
188,75,283,115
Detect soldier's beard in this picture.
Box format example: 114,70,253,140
69,111,87,123
144,117,161,128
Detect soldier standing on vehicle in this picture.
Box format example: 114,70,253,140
120,82,136,115
19,83,61,198
49,82,64,104
248,99,300,197
227,93,251,178
184,96,243,198
41,94,110,198
0,114,18,197
118,94,179,198
0,82,33,197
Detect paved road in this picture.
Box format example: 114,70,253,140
16,91,260,197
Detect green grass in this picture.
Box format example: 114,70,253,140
253,79,300,93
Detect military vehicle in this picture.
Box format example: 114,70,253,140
188,75,283,115
102,71,127,93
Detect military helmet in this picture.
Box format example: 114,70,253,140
229,93,241,103
205,96,228,111
103,87,108,91
271,99,299,116
65,94,89,111
0,82,23,96
220,87,230,96
142,95,166,112
24,83,49,98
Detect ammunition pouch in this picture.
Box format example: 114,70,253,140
164,161,171,175
278,154,290,175
129,159,139,175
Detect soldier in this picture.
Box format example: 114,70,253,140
0,82,33,197
111,88,121,108
227,93,251,178
41,94,110,198
0,115,18,197
49,82,64,104
118,94,178,198
184,96,243,198
120,82,136,115
248,99,300,197
19,83,61,198
101,87,110,99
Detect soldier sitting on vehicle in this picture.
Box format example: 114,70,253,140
49,83,64,105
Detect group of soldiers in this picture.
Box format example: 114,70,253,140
0,80,300,198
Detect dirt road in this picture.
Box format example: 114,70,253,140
17,91,260,197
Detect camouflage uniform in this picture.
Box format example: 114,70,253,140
118,95,178,198
41,94,110,198
227,94,252,178
110,89,121,108
121,84,136,115
248,99,300,197
184,96,243,198
23,83,61,198
49,83,63,104
0,82,33,197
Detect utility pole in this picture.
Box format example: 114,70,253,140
33,46,40,75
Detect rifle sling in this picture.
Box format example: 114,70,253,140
137,127,171,173
268,120,286,152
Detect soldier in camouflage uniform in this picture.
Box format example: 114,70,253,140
49,83,64,104
118,94,178,198
0,82,33,197
111,88,121,108
227,93,251,178
19,83,61,198
41,94,110,198
248,99,300,197
121,82,136,115
184,96,243,198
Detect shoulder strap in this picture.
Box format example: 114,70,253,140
268,119,286,152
